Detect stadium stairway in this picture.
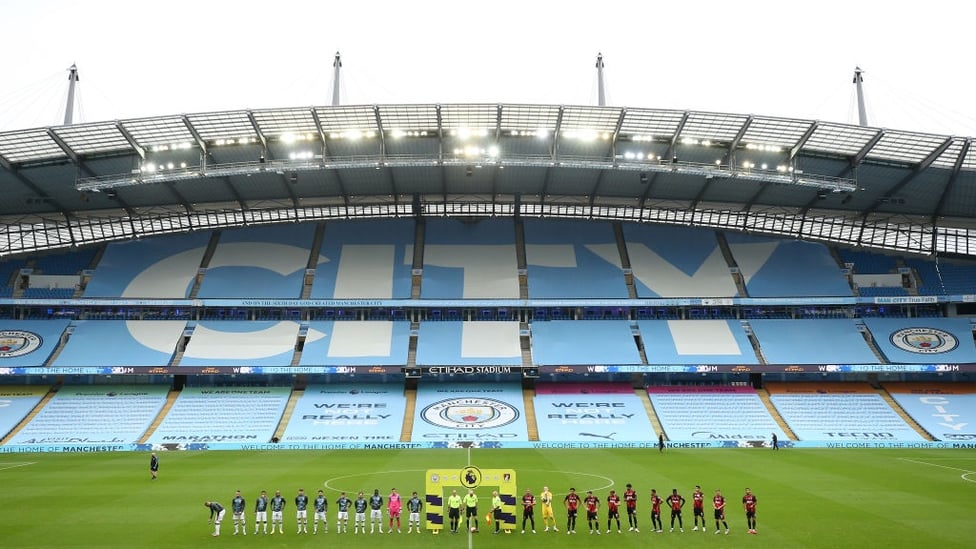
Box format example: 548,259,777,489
272,388,302,443
514,218,529,299
757,388,797,441
635,387,665,440
877,388,934,440
613,222,639,299
139,389,182,444
857,324,890,364
187,232,220,299
716,232,749,297
400,387,417,442
0,387,57,446
522,388,539,441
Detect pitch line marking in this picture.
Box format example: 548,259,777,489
898,457,976,484
0,461,36,471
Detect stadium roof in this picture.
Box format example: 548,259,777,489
0,103,974,258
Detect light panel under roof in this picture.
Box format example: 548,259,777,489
498,104,560,132
740,117,814,148
803,123,880,156
931,138,966,169
963,142,976,170
867,131,949,164
185,111,256,142
121,117,196,148
252,107,318,137
619,108,685,137
0,129,66,163
680,112,750,142
559,105,622,132
377,104,438,131
439,104,496,130
52,122,131,155
314,105,378,133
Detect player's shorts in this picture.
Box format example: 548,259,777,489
297,510,307,519
626,506,636,515
272,511,283,522
233,512,246,521
586,511,597,521
651,511,660,519
694,507,704,517
370,509,382,520
355,512,366,522
315,511,327,521
255,511,267,522
494,509,503,520
745,511,756,518
714,509,725,520
542,506,554,519
410,512,420,523
465,507,478,518
338,511,349,521
567,509,578,518
671,509,682,516
214,509,226,524
389,509,401,518
608,510,619,519
448,507,460,519
523,508,535,517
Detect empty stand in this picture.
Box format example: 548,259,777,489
885,382,976,441
530,320,642,365
647,386,786,442
279,384,405,443
726,233,852,297
415,321,522,366
0,319,72,367
623,224,738,298
5,385,168,446
179,320,300,367
421,218,519,299
309,219,414,299
534,383,656,442
749,319,880,364
0,386,48,441
522,219,628,298
83,232,210,298
410,383,529,442
862,317,976,364
638,319,758,364
146,386,291,445
299,320,411,366
51,320,185,367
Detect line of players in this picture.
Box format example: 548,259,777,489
517,484,758,536
203,487,424,537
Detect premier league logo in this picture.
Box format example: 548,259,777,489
0,331,42,358
890,328,958,354
421,398,519,430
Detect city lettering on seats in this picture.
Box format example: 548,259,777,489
918,396,968,431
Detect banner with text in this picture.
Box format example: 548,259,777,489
279,384,405,444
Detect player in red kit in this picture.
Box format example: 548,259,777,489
691,485,706,532
649,489,663,533
666,488,685,533
713,489,729,534
623,483,638,532
742,488,758,534
521,489,536,534
564,488,580,534
605,489,621,534
583,491,600,535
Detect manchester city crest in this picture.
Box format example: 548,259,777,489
890,327,958,354
0,331,42,358
421,397,519,430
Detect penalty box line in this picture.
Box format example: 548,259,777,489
898,457,976,484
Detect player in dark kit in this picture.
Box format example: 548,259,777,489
295,488,309,534
606,489,621,533
521,489,536,533
624,483,638,532
649,489,663,533
336,492,352,533
354,492,368,534
204,501,226,537
667,488,685,533
407,491,423,533
564,487,580,534
231,490,247,536
691,485,706,532
254,490,269,535
713,489,729,534
369,489,384,534
742,488,758,534
270,490,286,535
584,490,600,535
313,489,328,534
149,452,158,480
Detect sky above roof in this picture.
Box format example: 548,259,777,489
2,0,974,137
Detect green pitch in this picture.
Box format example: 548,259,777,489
1,448,974,547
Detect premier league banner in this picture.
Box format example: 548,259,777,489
534,383,656,443
411,383,529,446
279,384,405,444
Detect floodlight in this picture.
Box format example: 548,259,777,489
280,133,297,144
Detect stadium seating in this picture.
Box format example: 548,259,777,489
638,319,758,364
299,320,410,366
51,320,185,367
534,383,656,442
647,386,785,441
415,321,522,366
766,382,924,441
0,386,48,440
862,317,976,364
179,320,300,367
5,385,168,446
411,383,529,442
309,219,414,299
725,233,852,297
421,218,519,299
530,320,642,365
623,224,738,298
523,218,629,298
146,386,291,445
0,319,72,367
279,384,405,443
884,383,976,441
83,231,210,298
749,319,879,364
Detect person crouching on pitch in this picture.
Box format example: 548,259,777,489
205,501,226,537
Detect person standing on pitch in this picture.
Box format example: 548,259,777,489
353,491,368,534
606,489,621,533
771,433,779,450
313,489,328,534
563,487,580,534
713,489,729,534
658,432,665,452
691,485,706,531
447,489,462,533
540,486,557,532
270,489,286,534
295,488,309,534
149,452,158,480
650,489,664,532
583,490,600,535
623,483,638,532
742,488,758,534
491,490,504,534
231,490,247,536
463,488,480,532
406,491,423,533
336,491,352,533
204,501,226,537
521,488,536,533
254,490,269,534
369,489,384,533
667,488,685,532
388,487,402,533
